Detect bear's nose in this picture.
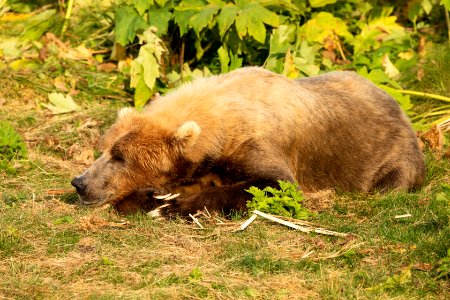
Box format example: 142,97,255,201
71,176,87,196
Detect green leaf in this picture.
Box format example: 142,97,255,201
174,10,197,36
130,28,166,109
246,180,308,219
309,0,337,8
0,38,21,59
229,51,243,71
134,0,152,15
353,15,405,55
21,9,56,41
298,12,352,44
441,0,450,11
235,0,279,43
115,6,148,46
189,4,221,36
149,8,172,36
218,4,239,37
134,77,152,109
218,46,230,73
43,93,81,115
174,0,206,36
269,24,296,55
156,0,170,6
141,50,160,89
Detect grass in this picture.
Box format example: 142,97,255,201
0,56,449,299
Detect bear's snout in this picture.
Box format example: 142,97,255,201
71,175,87,196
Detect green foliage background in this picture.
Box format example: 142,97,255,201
2,0,450,117
108,0,450,114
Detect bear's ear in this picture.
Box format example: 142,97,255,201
174,121,201,147
117,107,135,119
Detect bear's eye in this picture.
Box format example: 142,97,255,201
110,150,125,162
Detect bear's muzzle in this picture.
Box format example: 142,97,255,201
71,175,87,196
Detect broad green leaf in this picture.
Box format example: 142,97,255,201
134,77,152,109
229,51,243,71
309,0,337,8
156,0,169,6
258,0,302,14
218,46,230,73
235,0,279,43
43,93,81,114
190,5,220,36
134,0,152,15
422,0,433,14
140,49,160,89
115,6,148,46
149,8,172,36
237,1,279,27
441,0,450,11
269,24,296,55
407,0,422,22
218,4,238,37
298,12,352,44
353,15,405,55
130,28,166,108
8,58,39,71
298,40,318,64
296,62,320,77
235,12,251,40
246,15,266,43
174,8,198,36
21,9,56,41
0,38,21,59
381,54,399,78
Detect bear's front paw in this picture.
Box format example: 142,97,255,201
147,194,194,219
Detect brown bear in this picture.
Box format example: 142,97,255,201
71,67,425,217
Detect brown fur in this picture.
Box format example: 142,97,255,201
71,67,425,216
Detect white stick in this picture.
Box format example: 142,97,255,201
253,210,311,233
253,210,348,237
395,213,412,219
189,213,204,229
237,214,258,231
301,250,315,259
204,206,211,218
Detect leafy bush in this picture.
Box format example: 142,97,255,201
112,0,450,111
246,180,309,220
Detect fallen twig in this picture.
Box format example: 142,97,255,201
236,214,258,231
252,210,349,237
301,250,315,259
395,213,412,219
189,213,204,229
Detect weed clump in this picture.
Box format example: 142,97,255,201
246,180,309,220
0,121,27,160
0,121,27,173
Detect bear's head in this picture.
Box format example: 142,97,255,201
71,107,201,207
